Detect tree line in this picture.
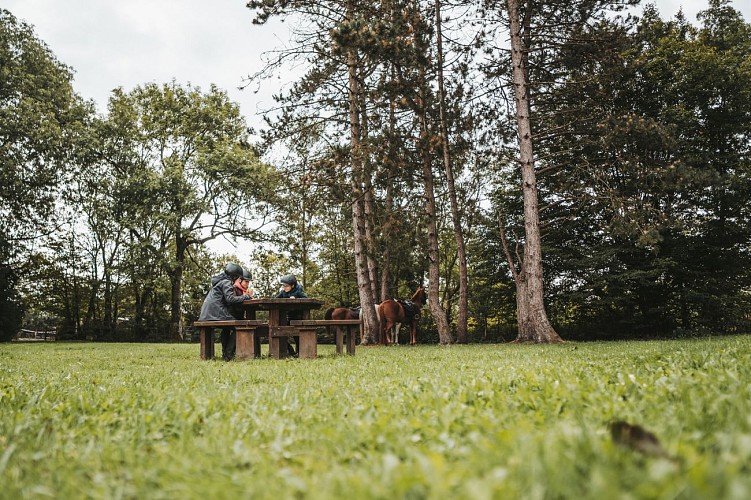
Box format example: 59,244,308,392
1,0,749,343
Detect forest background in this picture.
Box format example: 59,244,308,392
1,0,750,344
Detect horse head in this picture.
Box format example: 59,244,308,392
412,287,427,306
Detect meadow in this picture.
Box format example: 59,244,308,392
1,337,750,499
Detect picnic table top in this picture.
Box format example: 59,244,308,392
241,298,325,310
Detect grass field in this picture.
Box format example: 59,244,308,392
1,337,750,499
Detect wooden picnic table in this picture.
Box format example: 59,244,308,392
196,298,360,360
240,298,324,359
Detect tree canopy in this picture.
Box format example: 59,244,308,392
3,1,751,342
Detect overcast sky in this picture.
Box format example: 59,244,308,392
5,0,750,134
5,0,292,132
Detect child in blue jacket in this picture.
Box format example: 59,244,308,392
276,274,306,356
276,274,308,298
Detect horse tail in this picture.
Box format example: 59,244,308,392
324,307,335,320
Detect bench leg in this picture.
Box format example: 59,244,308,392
328,326,356,355
346,326,356,355
335,327,344,355
200,327,215,360
298,329,317,359
236,327,260,360
255,325,266,357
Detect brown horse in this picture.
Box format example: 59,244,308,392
324,306,361,321
324,306,362,346
377,287,427,346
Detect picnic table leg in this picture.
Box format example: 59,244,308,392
268,310,286,359
346,325,356,355
200,327,215,360
270,342,286,359
235,326,260,360
269,338,286,359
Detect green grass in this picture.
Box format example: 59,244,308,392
1,337,750,499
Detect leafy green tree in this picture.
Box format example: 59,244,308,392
0,10,84,248
0,264,24,341
248,0,481,343
0,9,91,340
248,0,391,342
434,0,470,342
102,82,277,340
528,1,751,336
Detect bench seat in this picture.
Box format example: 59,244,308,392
289,319,360,355
193,320,267,360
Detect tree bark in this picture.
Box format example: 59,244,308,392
417,62,453,345
169,237,186,342
506,0,562,343
435,0,468,343
380,63,398,305
345,16,379,344
360,93,381,303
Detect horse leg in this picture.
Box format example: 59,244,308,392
378,310,390,345
388,321,397,346
375,304,382,344
393,323,400,345
410,323,417,345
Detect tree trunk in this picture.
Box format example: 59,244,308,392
103,272,112,330
380,62,399,305
360,93,381,303
169,238,186,342
102,240,121,334
380,191,393,303
364,184,380,302
69,229,81,337
300,161,310,287
380,161,396,304
345,25,379,344
507,0,562,343
133,285,147,341
417,63,453,345
435,0,468,343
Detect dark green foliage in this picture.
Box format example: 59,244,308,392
0,264,24,341
524,0,751,337
0,10,85,243
1,10,88,340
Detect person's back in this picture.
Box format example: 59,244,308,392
199,263,249,361
199,271,247,321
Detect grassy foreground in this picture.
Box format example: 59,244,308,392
1,337,750,499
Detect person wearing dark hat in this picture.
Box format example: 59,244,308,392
275,274,307,356
198,263,252,361
234,269,255,299
275,274,307,299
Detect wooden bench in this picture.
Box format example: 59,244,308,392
193,320,268,360
289,319,360,356
264,325,315,359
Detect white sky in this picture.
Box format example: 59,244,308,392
4,0,292,132
5,0,750,133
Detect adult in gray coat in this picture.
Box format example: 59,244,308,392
199,263,251,360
